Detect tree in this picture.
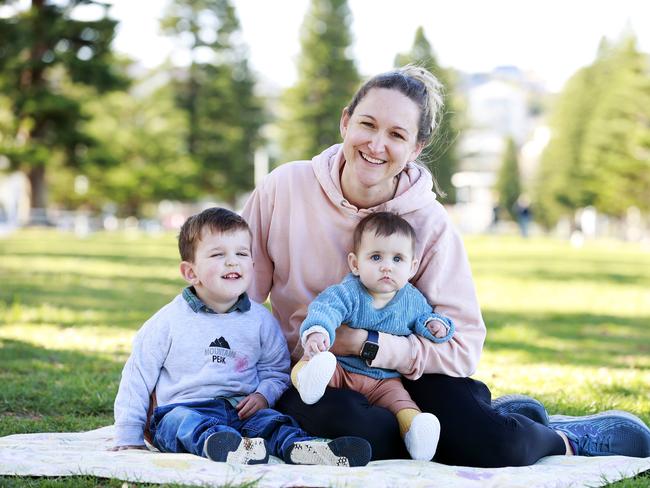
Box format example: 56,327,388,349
533,66,599,227
495,137,522,220
280,0,360,162
580,35,650,215
0,0,128,217
161,0,264,205
534,33,650,226
395,26,460,202
73,79,199,216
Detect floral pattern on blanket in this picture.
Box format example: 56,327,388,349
1,426,649,487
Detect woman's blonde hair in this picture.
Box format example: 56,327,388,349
346,64,444,147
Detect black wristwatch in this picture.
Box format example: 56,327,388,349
360,330,379,362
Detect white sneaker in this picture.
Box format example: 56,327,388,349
296,351,337,404
404,412,440,461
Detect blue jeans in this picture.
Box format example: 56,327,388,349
150,398,315,462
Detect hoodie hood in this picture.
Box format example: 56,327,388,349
311,144,438,215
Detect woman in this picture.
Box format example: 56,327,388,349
242,65,650,467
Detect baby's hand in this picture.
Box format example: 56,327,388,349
304,331,330,358
108,445,147,451
426,319,449,339
236,392,268,420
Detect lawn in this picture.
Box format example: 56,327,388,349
1,229,649,487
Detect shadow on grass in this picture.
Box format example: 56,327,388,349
0,338,123,419
472,255,650,287
4,251,179,267
0,270,184,329
483,309,650,370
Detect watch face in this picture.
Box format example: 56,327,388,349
361,342,379,360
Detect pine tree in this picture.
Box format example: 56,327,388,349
533,65,600,227
0,0,128,218
74,80,200,216
581,35,650,215
280,0,360,162
534,33,650,226
495,137,522,220
161,0,264,204
395,26,459,202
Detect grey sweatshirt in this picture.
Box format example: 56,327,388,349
113,294,290,446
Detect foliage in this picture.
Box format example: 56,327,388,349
279,0,360,162
395,26,460,203
81,79,200,216
534,34,650,227
580,37,650,215
160,0,264,205
0,0,129,212
1,231,649,486
495,137,522,220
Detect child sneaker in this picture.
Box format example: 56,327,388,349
287,436,372,467
404,412,440,461
203,431,269,464
296,351,337,404
492,394,549,426
549,410,650,457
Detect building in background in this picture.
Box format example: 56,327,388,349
0,171,30,234
450,66,548,233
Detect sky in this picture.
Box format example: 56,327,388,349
105,0,650,92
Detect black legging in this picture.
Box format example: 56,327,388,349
276,374,566,467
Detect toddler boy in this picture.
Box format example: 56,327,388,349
113,207,371,466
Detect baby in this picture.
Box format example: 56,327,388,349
291,211,454,461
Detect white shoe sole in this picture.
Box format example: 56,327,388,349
204,432,268,464
226,437,268,464
290,441,349,466
288,437,371,467
297,351,337,405
404,412,440,461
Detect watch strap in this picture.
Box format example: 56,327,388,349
366,330,379,344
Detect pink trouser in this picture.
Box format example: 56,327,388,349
329,363,419,415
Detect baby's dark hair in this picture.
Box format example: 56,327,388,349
178,207,251,262
352,212,416,254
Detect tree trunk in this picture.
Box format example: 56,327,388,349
28,165,50,224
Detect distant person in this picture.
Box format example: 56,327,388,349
243,65,650,466
490,203,501,233
514,195,532,238
111,207,371,467
292,212,454,461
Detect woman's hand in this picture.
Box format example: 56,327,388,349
330,324,368,356
236,392,268,420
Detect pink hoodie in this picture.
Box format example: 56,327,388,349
242,144,486,378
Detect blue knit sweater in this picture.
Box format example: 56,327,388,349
300,273,455,379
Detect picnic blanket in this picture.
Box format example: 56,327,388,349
1,426,649,487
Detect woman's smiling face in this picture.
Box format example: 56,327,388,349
340,87,424,206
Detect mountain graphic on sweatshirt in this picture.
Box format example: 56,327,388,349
209,337,230,349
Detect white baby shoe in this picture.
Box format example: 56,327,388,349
404,412,440,461
296,351,337,404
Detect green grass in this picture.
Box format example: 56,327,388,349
1,230,649,487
